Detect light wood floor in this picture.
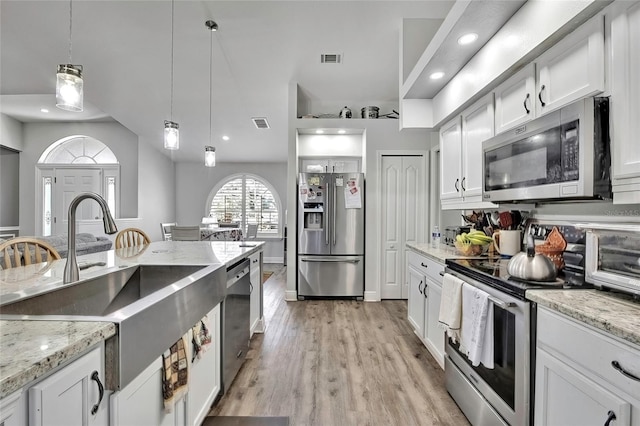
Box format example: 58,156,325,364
209,265,469,426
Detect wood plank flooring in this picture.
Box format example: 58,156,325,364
208,266,469,426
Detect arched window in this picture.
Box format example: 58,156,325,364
207,174,281,237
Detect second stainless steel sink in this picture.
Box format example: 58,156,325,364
0,263,226,390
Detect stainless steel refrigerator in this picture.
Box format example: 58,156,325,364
297,172,364,299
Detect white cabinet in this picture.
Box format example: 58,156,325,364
440,94,497,210
610,0,640,203
187,304,221,426
493,16,605,135
249,250,264,336
406,250,445,368
29,345,108,426
535,307,640,426
535,15,605,117
300,157,360,173
110,352,186,426
494,63,536,134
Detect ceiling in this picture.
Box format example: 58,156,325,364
0,1,520,164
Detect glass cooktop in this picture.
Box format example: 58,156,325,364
445,257,588,299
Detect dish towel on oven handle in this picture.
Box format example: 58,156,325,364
162,337,189,413
438,273,464,343
460,283,494,369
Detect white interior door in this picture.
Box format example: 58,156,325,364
54,169,102,234
380,155,426,299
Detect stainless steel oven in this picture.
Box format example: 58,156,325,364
443,267,531,426
585,223,640,297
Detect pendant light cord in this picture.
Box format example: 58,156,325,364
170,0,175,121
68,0,73,63
209,29,213,144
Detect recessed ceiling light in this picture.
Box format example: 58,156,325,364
338,129,346,134
222,135,230,141
430,72,445,80
40,108,49,113
457,33,478,45
315,129,324,134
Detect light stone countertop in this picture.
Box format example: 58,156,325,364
527,289,640,347
0,240,264,398
406,242,485,263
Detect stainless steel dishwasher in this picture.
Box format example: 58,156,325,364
222,258,251,393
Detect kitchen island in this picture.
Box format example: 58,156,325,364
0,240,264,425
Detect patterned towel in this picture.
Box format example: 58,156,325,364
191,317,213,362
162,337,188,413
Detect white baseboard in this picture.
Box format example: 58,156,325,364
264,256,284,264
364,291,379,302
285,290,298,301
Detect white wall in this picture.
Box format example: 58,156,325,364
174,161,288,262
18,121,140,234
0,147,20,227
0,114,23,151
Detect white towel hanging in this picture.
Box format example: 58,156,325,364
460,283,494,369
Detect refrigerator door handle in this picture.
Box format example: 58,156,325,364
300,257,360,264
333,179,337,246
324,182,330,246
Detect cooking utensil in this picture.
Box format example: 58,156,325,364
507,234,558,282
499,211,513,230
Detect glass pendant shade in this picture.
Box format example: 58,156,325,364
164,120,180,150
56,64,83,112
205,146,216,167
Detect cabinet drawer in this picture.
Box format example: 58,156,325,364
537,307,640,399
407,251,444,283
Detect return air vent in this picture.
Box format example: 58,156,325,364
252,117,270,129
321,53,342,64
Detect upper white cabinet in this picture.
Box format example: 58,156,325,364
536,15,605,116
494,63,536,134
29,345,108,426
610,0,640,203
440,94,497,210
300,157,361,173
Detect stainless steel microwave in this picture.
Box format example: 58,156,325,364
482,97,611,203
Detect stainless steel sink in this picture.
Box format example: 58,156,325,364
0,263,226,390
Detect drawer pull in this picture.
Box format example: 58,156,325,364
611,360,640,382
420,262,428,268
604,410,616,426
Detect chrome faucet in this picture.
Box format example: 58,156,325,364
63,192,118,284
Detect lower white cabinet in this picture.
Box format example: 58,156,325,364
187,304,221,426
29,344,108,426
249,250,264,337
406,250,445,368
535,307,640,426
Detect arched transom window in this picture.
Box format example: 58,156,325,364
207,174,281,237
39,135,118,164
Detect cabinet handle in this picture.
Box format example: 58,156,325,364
250,282,254,294
538,85,546,107
420,262,428,268
418,280,423,294
604,410,616,426
454,178,459,192
523,93,531,114
90,371,104,415
461,177,466,191
423,285,428,299
611,360,640,382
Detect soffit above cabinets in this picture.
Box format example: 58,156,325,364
402,0,526,100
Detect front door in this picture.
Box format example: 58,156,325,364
53,168,102,234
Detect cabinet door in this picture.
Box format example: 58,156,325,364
407,264,425,337
29,345,107,426
535,349,631,426
188,304,221,426
301,159,329,173
494,63,536,134
610,1,640,194
439,117,463,201
330,159,360,173
536,15,605,116
461,93,494,200
249,250,263,336
110,354,186,426
425,278,444,369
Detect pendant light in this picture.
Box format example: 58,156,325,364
204,19,218,166
164,0,179,150
56,0,83,112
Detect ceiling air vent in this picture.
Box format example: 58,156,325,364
321,53,342,64
252,117,270,129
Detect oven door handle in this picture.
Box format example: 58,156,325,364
441,271,516,309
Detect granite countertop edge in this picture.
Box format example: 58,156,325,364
0,321,117,399
527,289,640,347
